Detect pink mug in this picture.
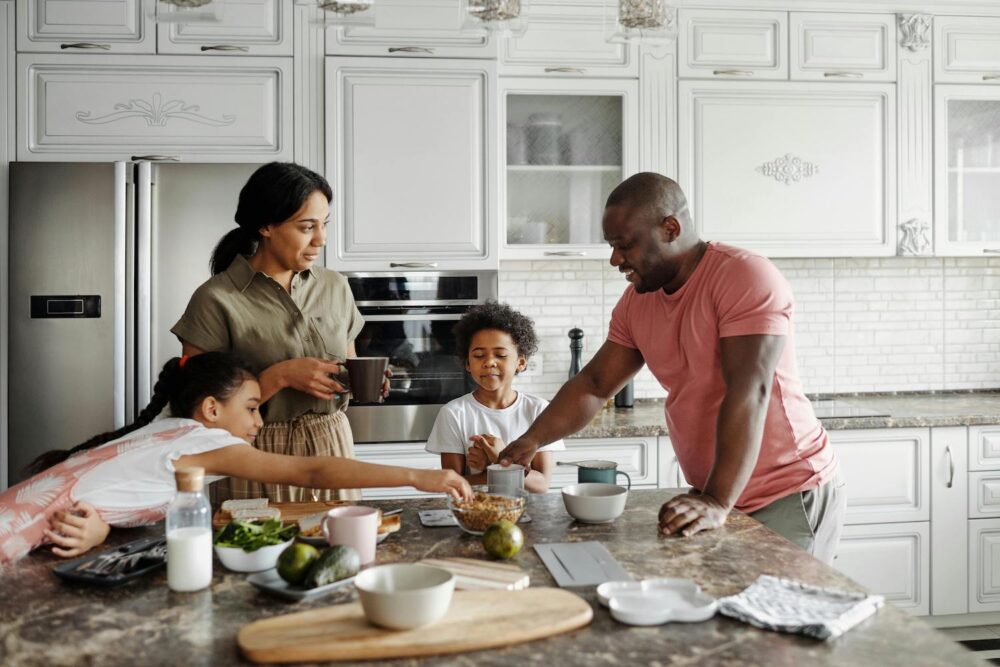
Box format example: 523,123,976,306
322,506,380,565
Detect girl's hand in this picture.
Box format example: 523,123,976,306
45,501,111,558
274,358,347,401
469,434,504,464
466,444,489,475
415,469,473,501
381,367,393,399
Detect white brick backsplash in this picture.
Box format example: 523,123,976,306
497,256,1000,399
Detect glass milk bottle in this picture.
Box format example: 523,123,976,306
166,467,213,592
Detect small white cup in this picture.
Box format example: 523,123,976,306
322,505,379,565
487,463,525,493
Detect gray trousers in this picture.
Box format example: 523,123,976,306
749,472,847,565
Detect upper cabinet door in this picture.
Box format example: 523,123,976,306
325,0,496,59
936,16,1000,84
678,9,788,80
790,12,896,82
156,0,291,56
679,80,896,257
17,0,155,54
499,1,637,77
326,58,497,270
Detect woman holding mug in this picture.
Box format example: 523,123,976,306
172,162,379,503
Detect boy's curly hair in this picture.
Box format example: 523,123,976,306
454,300,539,361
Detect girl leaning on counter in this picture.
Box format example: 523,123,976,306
172,162,373,503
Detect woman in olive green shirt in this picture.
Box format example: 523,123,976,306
172,162,376,502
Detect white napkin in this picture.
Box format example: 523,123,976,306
718,575,884,641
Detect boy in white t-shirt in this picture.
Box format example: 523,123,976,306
426,301,563,493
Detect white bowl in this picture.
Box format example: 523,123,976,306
561,483,628,523
214,538,293,573
607,579,718,626
355,564,455,630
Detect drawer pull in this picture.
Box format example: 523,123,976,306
712,69,753,76
389,262,438,268
544,67,586,74
983,74,1000,81
131,155,181,162
200,45,250,52
823,71,863,79
388,46,434,54
983,249,1000,254
60,42,111,51
543,251,587,257
946,446,955,489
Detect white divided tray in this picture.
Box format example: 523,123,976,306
597,578,718,626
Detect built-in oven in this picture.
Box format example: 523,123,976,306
344,271,498,443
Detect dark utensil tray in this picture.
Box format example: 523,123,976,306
53,536,166,587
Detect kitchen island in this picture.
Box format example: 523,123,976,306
0,490,977,667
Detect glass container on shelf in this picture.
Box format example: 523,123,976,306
506,94,623,247
946,99,1000,244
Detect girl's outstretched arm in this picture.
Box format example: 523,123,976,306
177,445,473,501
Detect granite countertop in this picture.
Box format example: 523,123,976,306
0,491,977,667
572,391,1000,439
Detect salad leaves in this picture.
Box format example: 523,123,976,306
213,518,298,553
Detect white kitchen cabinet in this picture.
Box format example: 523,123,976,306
325,0,495,59
679,80,895,257
969,426,1000,470
830,428,930,524
500,77,638,261
834,522,929,616
17,0,155,54
355,442,442,499
499,1,637,77
930,427,969,616
0,0,13,490
935,16,1000,85
551,437,657,489
969,518,1000,612
325,57,497,270
934,86,1000,256
678,9,787,80
156,0,291,56
789,12,896,82
17,54,292,162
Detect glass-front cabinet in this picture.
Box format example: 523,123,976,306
935,86,1000,256
500,78,638,260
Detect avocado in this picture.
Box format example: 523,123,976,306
302,545,361,588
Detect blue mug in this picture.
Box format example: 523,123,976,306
577,461,631,490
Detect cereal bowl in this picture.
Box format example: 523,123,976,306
447,487,527,535
355,564,455,630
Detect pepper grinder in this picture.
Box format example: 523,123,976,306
614,380,635,409
568,328,584,379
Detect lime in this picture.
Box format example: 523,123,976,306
482,520,524,560
277,542,320,585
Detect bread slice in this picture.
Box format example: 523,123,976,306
297,512,326,537
221,498,268,513
379,513,401,535
231,507,281,522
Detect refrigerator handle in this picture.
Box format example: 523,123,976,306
113,163,127,429
136,162,153,411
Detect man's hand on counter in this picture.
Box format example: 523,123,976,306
658,493,729,537
498,437,539,468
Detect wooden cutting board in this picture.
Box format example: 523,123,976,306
238,588,592,663
417,557,529,590
212,501,349,529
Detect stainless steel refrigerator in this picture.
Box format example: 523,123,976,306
7,161,261,485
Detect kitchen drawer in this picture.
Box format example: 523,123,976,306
789,12,896,82
834,522,929,616
830,428,930,524
17,54,292,162
678,9,787,80
157,0,291,56
935,16,1000,84
970,518,1000,612
969,426,1000,470
18,0,155,54
499,2,637,77
553,437,657,489
325,0,496,58
970,471,1000,518
355,442,442,500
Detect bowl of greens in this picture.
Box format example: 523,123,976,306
213,519,298,573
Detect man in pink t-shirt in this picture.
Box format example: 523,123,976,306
500,173,845,563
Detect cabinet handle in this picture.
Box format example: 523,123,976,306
388,46,435,54
60,42,111,50
983,249,1000,254
544,67,586,74
543,251,587,257
983,74,1000,81
712,69,754,76
389,262,439,268
945,446,955,489
130,155,181,162
823,71,863,79
200,45,250,52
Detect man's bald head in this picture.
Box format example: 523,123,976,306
604,172,692,237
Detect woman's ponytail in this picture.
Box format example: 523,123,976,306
210,227,257,276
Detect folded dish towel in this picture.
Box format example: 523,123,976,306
718,575,884,641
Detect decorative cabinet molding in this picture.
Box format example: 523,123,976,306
157,0,291,56
678,9,788,80
679,80,896,257
835,522,929,616
638,43,676,178
897,13,933,257
969,426,1000,471
326,57,497,270
17,0,155,54
17,54,292,161
790,12,896,82
935,16,1000,84
970,518,1000,612
897,219,932,256
898,13,932,53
